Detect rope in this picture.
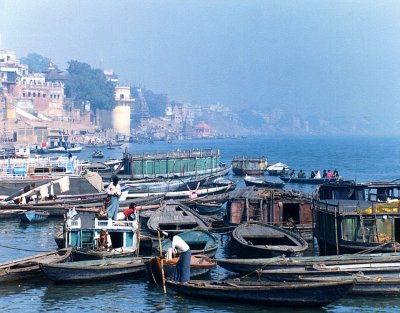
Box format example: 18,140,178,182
0,243,51,253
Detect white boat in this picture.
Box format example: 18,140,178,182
267,162,290,176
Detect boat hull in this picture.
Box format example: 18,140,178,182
41,258,145,283
166,280,354,307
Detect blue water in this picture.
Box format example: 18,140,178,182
2,136,400,312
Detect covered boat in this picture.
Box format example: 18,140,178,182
232,156,267,175
313,181,400,255
243,175,285,189
224,187,313,241
145,255,216,284
161,229,218,257
0,248,71,283
61,211,139,261
232,222,308,257
18,210,49,222
147,201,210,235
166,279,354,308
266,162,290,176
92,150,104,159
40,257,145,283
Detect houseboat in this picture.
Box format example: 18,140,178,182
61,210,139,260
116,148,229,179
231,156,267,175
313,180,400,255
224,187,313,240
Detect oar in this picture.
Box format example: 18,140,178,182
157,228,167,294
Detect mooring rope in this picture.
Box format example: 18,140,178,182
0,243,51,253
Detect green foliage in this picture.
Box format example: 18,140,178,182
20,53,52,73
65,60,116,111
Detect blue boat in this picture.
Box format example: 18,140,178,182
18,210,50,223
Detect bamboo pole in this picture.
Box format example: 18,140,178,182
157,228,167,294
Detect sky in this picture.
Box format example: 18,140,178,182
1,0,400,121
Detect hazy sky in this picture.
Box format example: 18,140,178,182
1,0,400,120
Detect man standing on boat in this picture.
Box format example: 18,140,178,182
106,176,121,220
171,235,191,282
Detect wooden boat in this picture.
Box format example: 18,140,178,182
147,201,211,235
0,248,71,283
40,257,145,283
266,162,290,176
161,229,218,257
194,202,222,214
126,185,233,199
244,175,285,189
217,252,400,274
18,210,50,222
225,187,313,241
256,263,400,281
125,176,207,193
299,276,400,295
145,255,216,284
232,156,267,175
166,279,354,307
313,181,400,255
0,209,27,219
92,150,104,158
280,176,339,184
232,222,308,257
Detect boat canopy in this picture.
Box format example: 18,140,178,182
267,162,289,171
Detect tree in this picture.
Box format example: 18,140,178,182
65,60,116,111
20,53,53,73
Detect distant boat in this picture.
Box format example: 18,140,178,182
232,222,308,258
244,175,285,189
166,279,354,308
232,156,267,175
18,210,50,223
267,162,290,176
280,176,340,185
40,257,145,283
92,151,104,158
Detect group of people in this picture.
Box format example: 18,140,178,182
289,169,339,179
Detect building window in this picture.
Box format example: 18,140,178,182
28,92,31,97
22,93,25,97
33,92,36,97
43,94,46,98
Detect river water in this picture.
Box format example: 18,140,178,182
1,136,400,312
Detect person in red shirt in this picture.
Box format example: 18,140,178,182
123,202,137,220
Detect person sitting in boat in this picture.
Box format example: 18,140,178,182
122,202,137,221
171,235,192,283
96,228,112,251
297,170,305,178
97,195,111,219
289,170,295,177
322,169,327,178
310,171,315,179
327,170,333,178
333,169,339,177
106,176,122,220
315,170,321,178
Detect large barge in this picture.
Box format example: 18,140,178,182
118,148,229,179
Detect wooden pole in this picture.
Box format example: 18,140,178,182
157,229,167,294
136,212,141,257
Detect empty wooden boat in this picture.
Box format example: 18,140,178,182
244,175,285,189
161,229,218,257
232,222,308,258
40,257,145,283
166,279,354,307
217,252,400,274
147,201,210,235
18,210,50,222
0,248,71,283
145,254,216,284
